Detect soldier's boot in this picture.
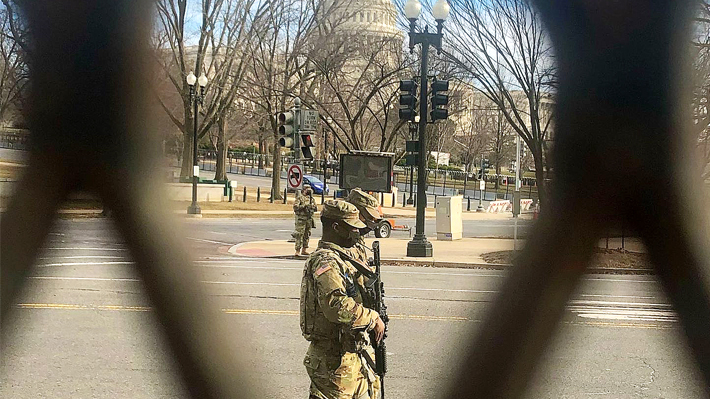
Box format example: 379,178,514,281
301,248,310,255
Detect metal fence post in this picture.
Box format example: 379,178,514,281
243,186,247,202
257,187,261,202
442,170,447,195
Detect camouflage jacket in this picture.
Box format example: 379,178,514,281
348,237,368,265
293,194,317,219
300,241,379,351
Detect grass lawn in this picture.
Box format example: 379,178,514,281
482,248,650,269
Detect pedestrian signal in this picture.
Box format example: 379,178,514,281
300,133,315,160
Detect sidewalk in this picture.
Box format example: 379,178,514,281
382,206,534,220
229,234,649,273
177,208,533,219
229,237,517,266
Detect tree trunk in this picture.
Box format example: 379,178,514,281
495,162,501,190
533,148,547,209
271,127,282,200
180,131,192,179
214,118,228,181
257,129,265,170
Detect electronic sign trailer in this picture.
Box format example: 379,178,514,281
339,151,394,193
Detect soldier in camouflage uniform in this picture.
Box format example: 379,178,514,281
300,200,385,399
345,188,383,264
293,187,317,256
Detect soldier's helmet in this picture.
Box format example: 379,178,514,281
302,186,312,195
321,200,366,229
346,188,382,226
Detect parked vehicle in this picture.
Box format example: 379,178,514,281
288,175,329,194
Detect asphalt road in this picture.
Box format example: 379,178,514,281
1,219,706,398
179,217,532,244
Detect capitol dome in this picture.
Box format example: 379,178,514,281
323,0,401,39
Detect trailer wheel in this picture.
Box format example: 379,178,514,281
374,221,391,238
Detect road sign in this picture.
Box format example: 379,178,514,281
301,110,319,131
479,179,486,190
287,164,303,190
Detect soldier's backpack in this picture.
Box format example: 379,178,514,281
300,251,326,341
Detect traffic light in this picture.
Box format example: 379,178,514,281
398,80,418,121
278,111,296,149
430,79,449,121
300,133,315,160
477,158,490,179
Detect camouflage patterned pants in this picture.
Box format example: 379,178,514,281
304,345,380,399
294,217,312,252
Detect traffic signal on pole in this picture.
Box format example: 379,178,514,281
398,80,418,121
278,111,296,149
477,158,490,179
300,133,315,160
430,79,449,121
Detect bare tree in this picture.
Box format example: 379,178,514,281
153,0,269,179
241,0,339,199
692,0,710,182
0,2,27,125
445,0,556,206
307,32,410,152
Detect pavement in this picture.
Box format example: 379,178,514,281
177,207,535,219
229,234,649,273
229,236,520,266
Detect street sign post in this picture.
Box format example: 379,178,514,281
287,164,303,190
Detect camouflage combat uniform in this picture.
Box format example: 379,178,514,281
300,201,381,399
345,189,382,264
293,190,317,253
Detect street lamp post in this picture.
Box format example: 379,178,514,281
407,115,419,205
187,71,208,215
405,0,450,257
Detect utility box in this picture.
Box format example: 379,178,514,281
436,195,463,241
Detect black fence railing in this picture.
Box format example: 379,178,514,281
0,129,30,151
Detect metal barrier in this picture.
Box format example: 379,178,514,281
0,129,30,150
1,1,709,399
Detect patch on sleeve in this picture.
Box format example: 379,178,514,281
314,264,332,276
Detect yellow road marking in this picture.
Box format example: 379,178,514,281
15,303,673,329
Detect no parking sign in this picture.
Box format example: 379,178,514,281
287,164,303,190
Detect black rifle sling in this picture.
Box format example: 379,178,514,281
337,249,376,280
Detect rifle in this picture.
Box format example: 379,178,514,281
371,240,388,398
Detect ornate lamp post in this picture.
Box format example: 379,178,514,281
404,0,450,257
187,71,208,215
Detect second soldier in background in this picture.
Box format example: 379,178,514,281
293,187,317,256
346,188,383,263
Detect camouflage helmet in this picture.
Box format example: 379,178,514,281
321,200,366,229
346,188,381,224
